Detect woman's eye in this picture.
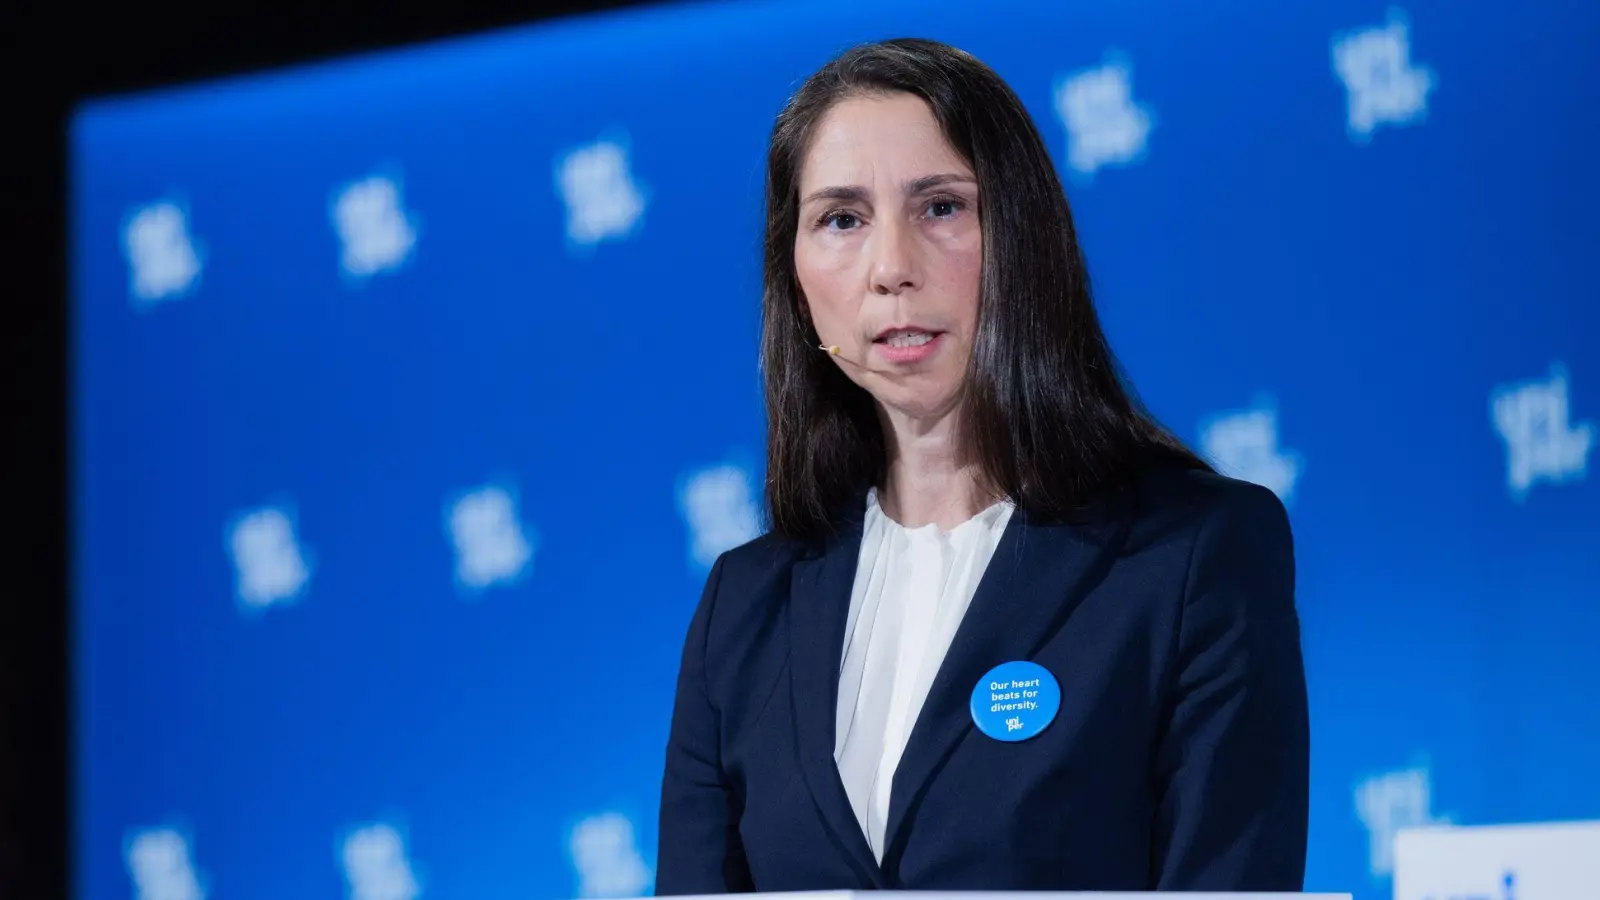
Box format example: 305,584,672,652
927,197,965,218
822,211,860,230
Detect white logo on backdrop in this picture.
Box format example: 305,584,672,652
678,463,762,570
1354,764,1452,879
227,505,312,610
126,827,206,900
124,200,204,307
1199,398,1303,504
1052,55,1153,177
568,812,652,899
341,823,421,900
1332,8,1437,141
555,136,648,250
446,484,536,591
331,174,418,279
1492,363,1594,500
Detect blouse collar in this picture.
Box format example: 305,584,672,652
864,487,1014,539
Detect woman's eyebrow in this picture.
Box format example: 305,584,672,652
905,173,976,194
801,173,976,207
800,185,869,206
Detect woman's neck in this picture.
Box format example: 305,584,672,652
876,408,992,531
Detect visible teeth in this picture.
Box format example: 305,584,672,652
885,332,934,348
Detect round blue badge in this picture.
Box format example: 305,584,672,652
970,660,1061,742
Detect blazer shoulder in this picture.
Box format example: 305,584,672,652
1125,464,1293,557
709,529,808,586
1137,463,1288,523
690,530,809,641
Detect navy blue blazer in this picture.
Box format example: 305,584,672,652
656,465,1309,893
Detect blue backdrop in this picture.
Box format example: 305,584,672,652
69,1,1598,898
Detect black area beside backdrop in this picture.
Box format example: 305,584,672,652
0,0,663,895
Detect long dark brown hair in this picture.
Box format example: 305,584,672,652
761,38,1209,543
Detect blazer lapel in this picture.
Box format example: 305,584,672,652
881,501,1133,865
787,512,889,888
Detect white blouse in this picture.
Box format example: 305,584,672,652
832,488,1015,861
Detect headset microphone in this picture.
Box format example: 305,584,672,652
818,343,880,374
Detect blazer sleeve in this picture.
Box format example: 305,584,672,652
1151,482,1311,890
655,554,755,895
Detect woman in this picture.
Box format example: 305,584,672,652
657,38,1309,893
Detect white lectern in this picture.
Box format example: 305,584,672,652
624,883,1350,890
631,892,1351,900
1395,819,1600,900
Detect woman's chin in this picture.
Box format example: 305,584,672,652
871,385,964,424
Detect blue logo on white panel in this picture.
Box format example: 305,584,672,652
123,199,204,308
677,462,762,571
556,135,648,252
125,826,207,900
227,504,312,611
341,822,421,900
1199,396,1303,504
1333,8,1437,142
1431,872,1518,900
331,173,418,280
970,661,1061,742
1052,54,1153,179
445,483,537,592
568,811,653,899
1491,363,1594,501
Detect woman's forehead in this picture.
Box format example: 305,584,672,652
799,95,972,190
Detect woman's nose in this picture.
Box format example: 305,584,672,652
868,219,919,295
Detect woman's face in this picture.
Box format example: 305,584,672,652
794,92,983,423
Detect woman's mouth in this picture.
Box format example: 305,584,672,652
872,329,944,363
